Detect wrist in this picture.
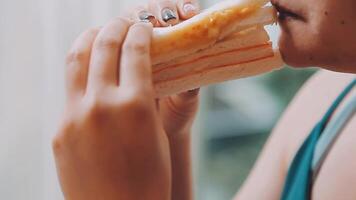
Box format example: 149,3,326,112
167,130,193,200
167,129,192,142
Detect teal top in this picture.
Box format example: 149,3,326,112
281,78,356,200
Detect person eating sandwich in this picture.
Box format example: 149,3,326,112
52,0,356,199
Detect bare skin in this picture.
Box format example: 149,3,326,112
53,0,356,199
235,70,356,200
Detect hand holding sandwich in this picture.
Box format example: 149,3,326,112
53,1,201,199
52,19,172,200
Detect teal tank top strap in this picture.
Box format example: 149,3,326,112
312,94,356,180
280,78,356,200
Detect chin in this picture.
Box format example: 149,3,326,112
279,37,356,73
278,35,315,68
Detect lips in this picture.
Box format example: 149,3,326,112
271,1,305,21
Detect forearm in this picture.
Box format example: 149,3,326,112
168,132,193,200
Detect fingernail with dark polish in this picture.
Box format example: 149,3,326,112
161,8,177,23
139,11,158,25
183,3,196,15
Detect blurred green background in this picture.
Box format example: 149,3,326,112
194,67,316,200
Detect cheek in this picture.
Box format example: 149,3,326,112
279,0,356,71
316,7,356,68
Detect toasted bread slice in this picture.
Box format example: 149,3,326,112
150,0,283,97
155,51,283,97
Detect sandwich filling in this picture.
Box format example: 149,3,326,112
151,0,284,97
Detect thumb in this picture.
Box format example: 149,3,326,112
169,88,200,115
159,88,200,134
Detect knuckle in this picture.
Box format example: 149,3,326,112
124,40,150,55
52,132,68,154
83,95,111,122
66,27,99,66
66,49,88,65
86,97,104,116
127,85,154,100
52,135,63,154
93,17,132,50
120,92,151,115
52,118,76,153
95,36,121,50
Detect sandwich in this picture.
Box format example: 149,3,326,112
151,0,284,97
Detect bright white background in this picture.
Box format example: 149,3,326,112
0,0,281,199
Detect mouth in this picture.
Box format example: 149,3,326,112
271,1,305,22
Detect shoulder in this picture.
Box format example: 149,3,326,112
235,70,355,200
273,69,355,167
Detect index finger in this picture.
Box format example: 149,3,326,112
120,22,153,91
